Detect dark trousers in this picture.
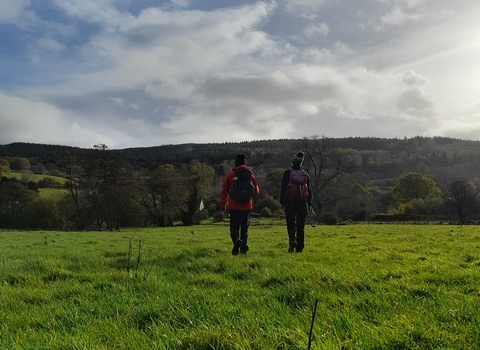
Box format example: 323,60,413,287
285,200,308,252
229,209,250,250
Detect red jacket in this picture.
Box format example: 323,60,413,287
220,165,259,211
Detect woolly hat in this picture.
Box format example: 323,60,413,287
235,154,246,166
291,151,304,166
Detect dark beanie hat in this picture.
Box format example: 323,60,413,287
291,151,304,166
235,154,246,166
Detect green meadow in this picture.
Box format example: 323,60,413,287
8,172,67,185
1,222,480,349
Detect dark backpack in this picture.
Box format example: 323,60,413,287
285,168,308,201
229,168,255,204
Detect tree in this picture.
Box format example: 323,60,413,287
338,183,375,221
264,168,284,201
0,158,10,177
23,198,61,229
0,178,38,228
297,135,354,216
10,157,31,171
393,172,441,204
63,144,140,230
181,161,214,225
444,178,479,225
137,164,187,227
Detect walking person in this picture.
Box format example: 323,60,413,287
280,152,313,253
220,154,260,255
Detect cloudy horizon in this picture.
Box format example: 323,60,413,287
1,0,479,149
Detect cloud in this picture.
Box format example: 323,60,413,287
36,38,65,53
0,0,38,28
170,0,191,9
303,23,329,38
398,88,435,112
52,0,123,22
401,69,428,85
0,92,112,148
0,0,28,22
381,7,424,26
284,0,326,10
1,0,480,148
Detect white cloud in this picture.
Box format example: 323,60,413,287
303,23,329,38
333,41,354,55
0,92,112,148
170,0,191,9
1,0,480,147
0,0,29,23
401,69,428,85
37,38,65,53
0,0,37,27
284,0,326,10
110,97,124,106
52,0,132,27
381,7,424,26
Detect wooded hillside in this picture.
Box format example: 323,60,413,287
1,136,480,230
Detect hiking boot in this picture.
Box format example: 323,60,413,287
232,240,242,256
288,242,296,253
240,245,249,255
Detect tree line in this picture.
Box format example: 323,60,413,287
1,136,480,230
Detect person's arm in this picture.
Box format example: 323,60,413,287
279,170,290,207
220,172,231,211
251,173,260,197
306,172,313,208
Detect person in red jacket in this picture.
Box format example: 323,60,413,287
220,154,259,255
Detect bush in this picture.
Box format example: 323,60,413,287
23,198,61,229
260,207,272,217
352,210,368,222
213,211,225,222
321,213,338,225
252,197,282,215
38,177,61,188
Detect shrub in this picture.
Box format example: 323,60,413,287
212,211,225,222
321,213,338,225
38,177,61,188
260,207,272,217
23,198,61,229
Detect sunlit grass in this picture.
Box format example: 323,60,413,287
1,223,480,349
8,171,67,185
38,187,69,199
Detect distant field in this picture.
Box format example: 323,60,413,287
1,223,480,349
38,187,69,199
8,171,67,185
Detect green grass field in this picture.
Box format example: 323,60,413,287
1,222,480,349
8,172,67,185
38,187,69,200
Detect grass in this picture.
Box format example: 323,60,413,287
8,172,67,185
7,171,69,199
1,222,480,349
38,187,69,200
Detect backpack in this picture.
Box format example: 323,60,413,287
285,168,308,201
229,168,255,204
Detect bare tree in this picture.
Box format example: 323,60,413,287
297,135,354,216
444,178,479,226
136,164,187,227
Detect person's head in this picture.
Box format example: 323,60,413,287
291,151,304,167
235,154,246,167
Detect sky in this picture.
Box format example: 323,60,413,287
1,0,479,149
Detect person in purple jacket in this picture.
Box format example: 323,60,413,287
280,152,313,253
